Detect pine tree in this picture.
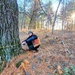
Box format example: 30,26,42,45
0,0,21,72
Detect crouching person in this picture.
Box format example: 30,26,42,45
22,31,40,52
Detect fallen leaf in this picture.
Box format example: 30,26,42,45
57,65,63,75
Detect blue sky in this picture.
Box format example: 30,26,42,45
17,0,52,4
17,0,60,12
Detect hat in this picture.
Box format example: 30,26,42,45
28,31,33,34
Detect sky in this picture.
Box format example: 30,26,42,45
17,0,62,13
41,0,61,12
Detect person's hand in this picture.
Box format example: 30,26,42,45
22,42,26,45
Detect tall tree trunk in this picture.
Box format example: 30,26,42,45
28,14,36,29
62,0,64,31
62,20,64,31
23,0,26,29
52,0,62,34
0,0,21,72
28,0,39,29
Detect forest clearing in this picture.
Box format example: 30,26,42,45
0,0,75,75
1,30,75,75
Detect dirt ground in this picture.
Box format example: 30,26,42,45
1,30,75,75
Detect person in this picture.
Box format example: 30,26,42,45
22,31,40,52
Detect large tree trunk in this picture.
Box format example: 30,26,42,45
0,0,21,72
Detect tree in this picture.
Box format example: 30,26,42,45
39,0,53,27
0,0,21,72
60,0,75,31
29,0,40,29
52,0,62,34
17,0,53,29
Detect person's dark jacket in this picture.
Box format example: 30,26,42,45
24,34,38,47
22,34,40,50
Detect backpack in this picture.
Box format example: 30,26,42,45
32,38,40,47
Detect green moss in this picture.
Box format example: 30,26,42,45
16,60,23,68
63,66,75,75
0,61,6,73
0,48,3,55
2,0,6,4
0,48,6,61
0,6,1,10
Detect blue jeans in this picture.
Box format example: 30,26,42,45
28,45,40,50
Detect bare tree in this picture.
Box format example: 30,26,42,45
39,0,53,28
61,0,75,31
28,0,40,29
52,0,62,34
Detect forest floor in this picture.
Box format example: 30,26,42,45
1,30,75,75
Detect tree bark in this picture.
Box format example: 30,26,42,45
0,0,21,72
